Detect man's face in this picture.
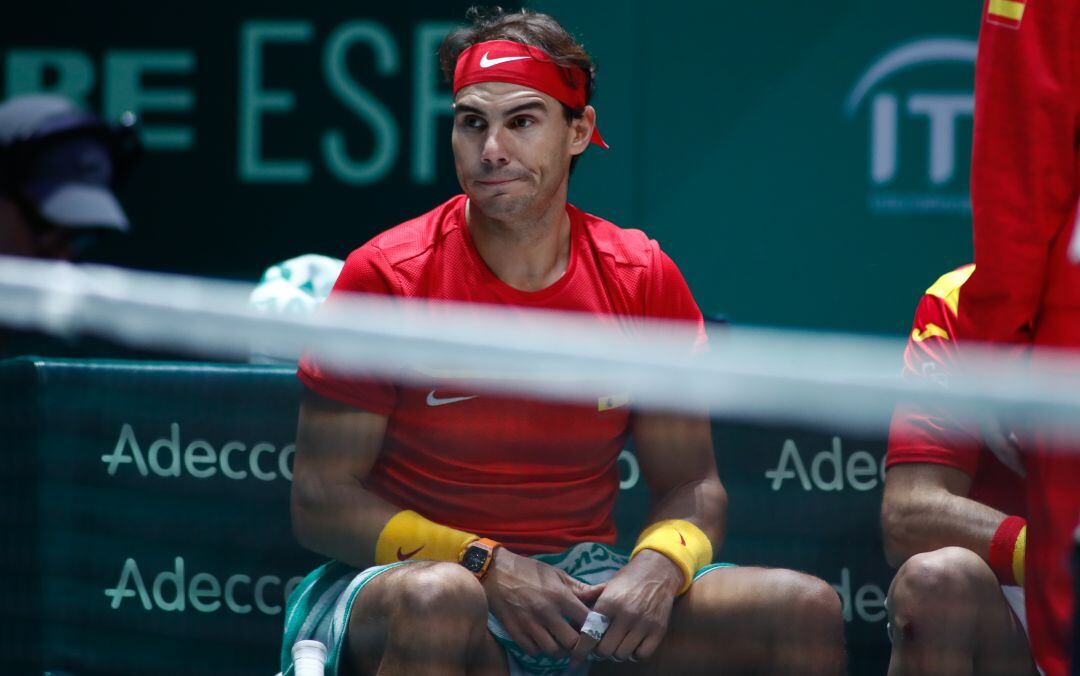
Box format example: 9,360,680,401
452,82,592,220
0,196,81,260
0,197,38,257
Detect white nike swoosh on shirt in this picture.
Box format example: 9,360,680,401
479,52,531,68
426,391,478,407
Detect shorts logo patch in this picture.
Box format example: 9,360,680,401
986,0,1026,29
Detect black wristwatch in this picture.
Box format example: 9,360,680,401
460,538,501,581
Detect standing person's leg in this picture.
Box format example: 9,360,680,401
885,547,1035,676
1026,336,1080,676
1025,429,1080,676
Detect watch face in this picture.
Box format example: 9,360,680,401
462,547,488,573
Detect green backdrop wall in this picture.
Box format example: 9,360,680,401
534,0,982,333
2,0,981,335
0,1,518,281
0,4,992,673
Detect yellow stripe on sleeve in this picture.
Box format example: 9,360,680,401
989,0,1025,21
912,323,950,342
925,264,975,316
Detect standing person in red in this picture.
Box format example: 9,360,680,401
882,265,1036,675
280,8,845,676
958,2,1080,674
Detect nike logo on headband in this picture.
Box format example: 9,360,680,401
479,52,532,68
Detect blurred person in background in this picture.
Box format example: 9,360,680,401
882,264,1036,675
0,93,140,357
0,93,138,261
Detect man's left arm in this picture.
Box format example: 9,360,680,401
571,410,725,664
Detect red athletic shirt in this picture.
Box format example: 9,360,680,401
886,265,1025,518
299,195,706,555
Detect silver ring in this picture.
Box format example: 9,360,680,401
579,610,610,641
581,627,604,641
610,656,625,663
628,656,639,663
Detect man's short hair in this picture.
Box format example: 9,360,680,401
439,7,598,171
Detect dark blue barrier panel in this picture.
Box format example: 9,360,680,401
714,423,893,675
0,358,41,674
615,422,892,676
2,358,893,674
1,358,323,674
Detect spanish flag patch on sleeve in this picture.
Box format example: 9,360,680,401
986,0,1026,29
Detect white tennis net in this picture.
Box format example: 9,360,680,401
2,254,1079,439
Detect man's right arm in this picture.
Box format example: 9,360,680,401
881,278,1021,574
290,387,400,568
881,463,1005,568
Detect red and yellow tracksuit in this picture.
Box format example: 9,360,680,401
958,2,1080,673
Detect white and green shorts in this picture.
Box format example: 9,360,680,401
280,541,734,675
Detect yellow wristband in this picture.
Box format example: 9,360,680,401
1012,525,1026,588
374,510,479,565
631,519,713,595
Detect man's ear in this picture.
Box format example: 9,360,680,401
569,106,597,155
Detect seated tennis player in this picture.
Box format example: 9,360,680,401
882,265,1036,675
282,8,844,675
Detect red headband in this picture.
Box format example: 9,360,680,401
453,39,608,149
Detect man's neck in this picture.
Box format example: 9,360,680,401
466,194,572,293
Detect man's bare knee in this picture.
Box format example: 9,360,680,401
775,572,844,639
345,563,491,675
890,547,992,615
887,546,994,646
759,570,845,675
781,571,843,624
347,564,488,655
392,563,488,625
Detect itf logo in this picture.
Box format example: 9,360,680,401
844,38,977,214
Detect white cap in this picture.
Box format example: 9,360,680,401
291,639,327,676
